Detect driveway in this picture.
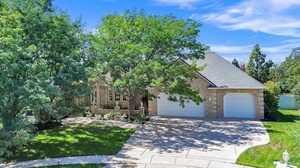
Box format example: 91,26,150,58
110,117,269,168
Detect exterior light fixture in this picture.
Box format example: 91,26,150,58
273,150,297,168
283,150,289,166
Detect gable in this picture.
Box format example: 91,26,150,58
195,52,266,89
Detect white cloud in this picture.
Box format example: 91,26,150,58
192,0,300,37
153,0,203,9
209,40,300,63
210,45,252,54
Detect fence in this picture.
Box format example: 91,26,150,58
279,95,299,110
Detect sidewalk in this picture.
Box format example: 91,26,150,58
1,155,255,168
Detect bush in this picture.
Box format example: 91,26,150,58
95,114,105,120
264,81,280,120
0,118,32,160
130,113,149,124
292,82,300,109
103,111,127,121
83,111,94,117
95,112,149,124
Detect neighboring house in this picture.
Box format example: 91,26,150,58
290,47,300,58
78,52,266,119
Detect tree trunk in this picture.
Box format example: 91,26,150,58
37,110,52,124
142,94,149,116
127,89,135,122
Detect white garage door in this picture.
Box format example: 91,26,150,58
157,93,205,117
224,93,256,118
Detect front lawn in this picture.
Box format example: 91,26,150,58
237,109,300,168
7,123,134,162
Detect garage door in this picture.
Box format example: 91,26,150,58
224,93,256,118
157,93,205,117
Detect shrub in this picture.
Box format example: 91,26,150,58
96,111,149,123
264,81,280,120
95,114,105,120
130,113,149,124
103,111,127,121
292,82,300,109
83,110,95,118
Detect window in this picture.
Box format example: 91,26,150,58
123,95,127,101
115,92,120,101
109,90,113,101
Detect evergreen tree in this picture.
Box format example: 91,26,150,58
232,58,240,68
246,44,274,83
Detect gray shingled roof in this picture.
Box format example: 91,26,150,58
195,52,266,89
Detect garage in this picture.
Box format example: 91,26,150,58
224,93,256,118
157,93,205,117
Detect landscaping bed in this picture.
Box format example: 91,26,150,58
237,109,300,168
5,123,134,163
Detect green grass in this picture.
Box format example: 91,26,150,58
7,123,134,162
37,163,105,168
237,109,300,168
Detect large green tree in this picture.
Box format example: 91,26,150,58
0,0,90,157
246,44,274,83
271,56,300,93
292,82,300,108
92,10,208,118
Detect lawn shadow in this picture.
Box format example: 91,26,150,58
8,124,134,162
275,110,300,122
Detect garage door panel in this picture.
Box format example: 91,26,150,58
224,93,256,118
157,93,204,117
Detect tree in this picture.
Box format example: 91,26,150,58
292,82,300,109
271,56,300,93
0,0,90,157
0,1,34,158
246,44,274,83
232,58,240,68
92,10,208,119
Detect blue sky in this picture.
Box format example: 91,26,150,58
53,0,300,63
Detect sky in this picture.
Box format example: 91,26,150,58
53,0,300,63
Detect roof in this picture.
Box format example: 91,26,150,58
290,47,300,58
194,52,266,89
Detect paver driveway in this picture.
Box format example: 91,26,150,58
111,117,269,168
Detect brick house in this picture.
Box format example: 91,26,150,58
78,52,266,119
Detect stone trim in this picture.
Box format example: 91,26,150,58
148,82,265,119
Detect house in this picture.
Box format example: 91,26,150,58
79,52,266,119
290,47,300,58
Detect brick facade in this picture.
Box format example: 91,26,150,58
77,76,265,119
148,76,265,119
